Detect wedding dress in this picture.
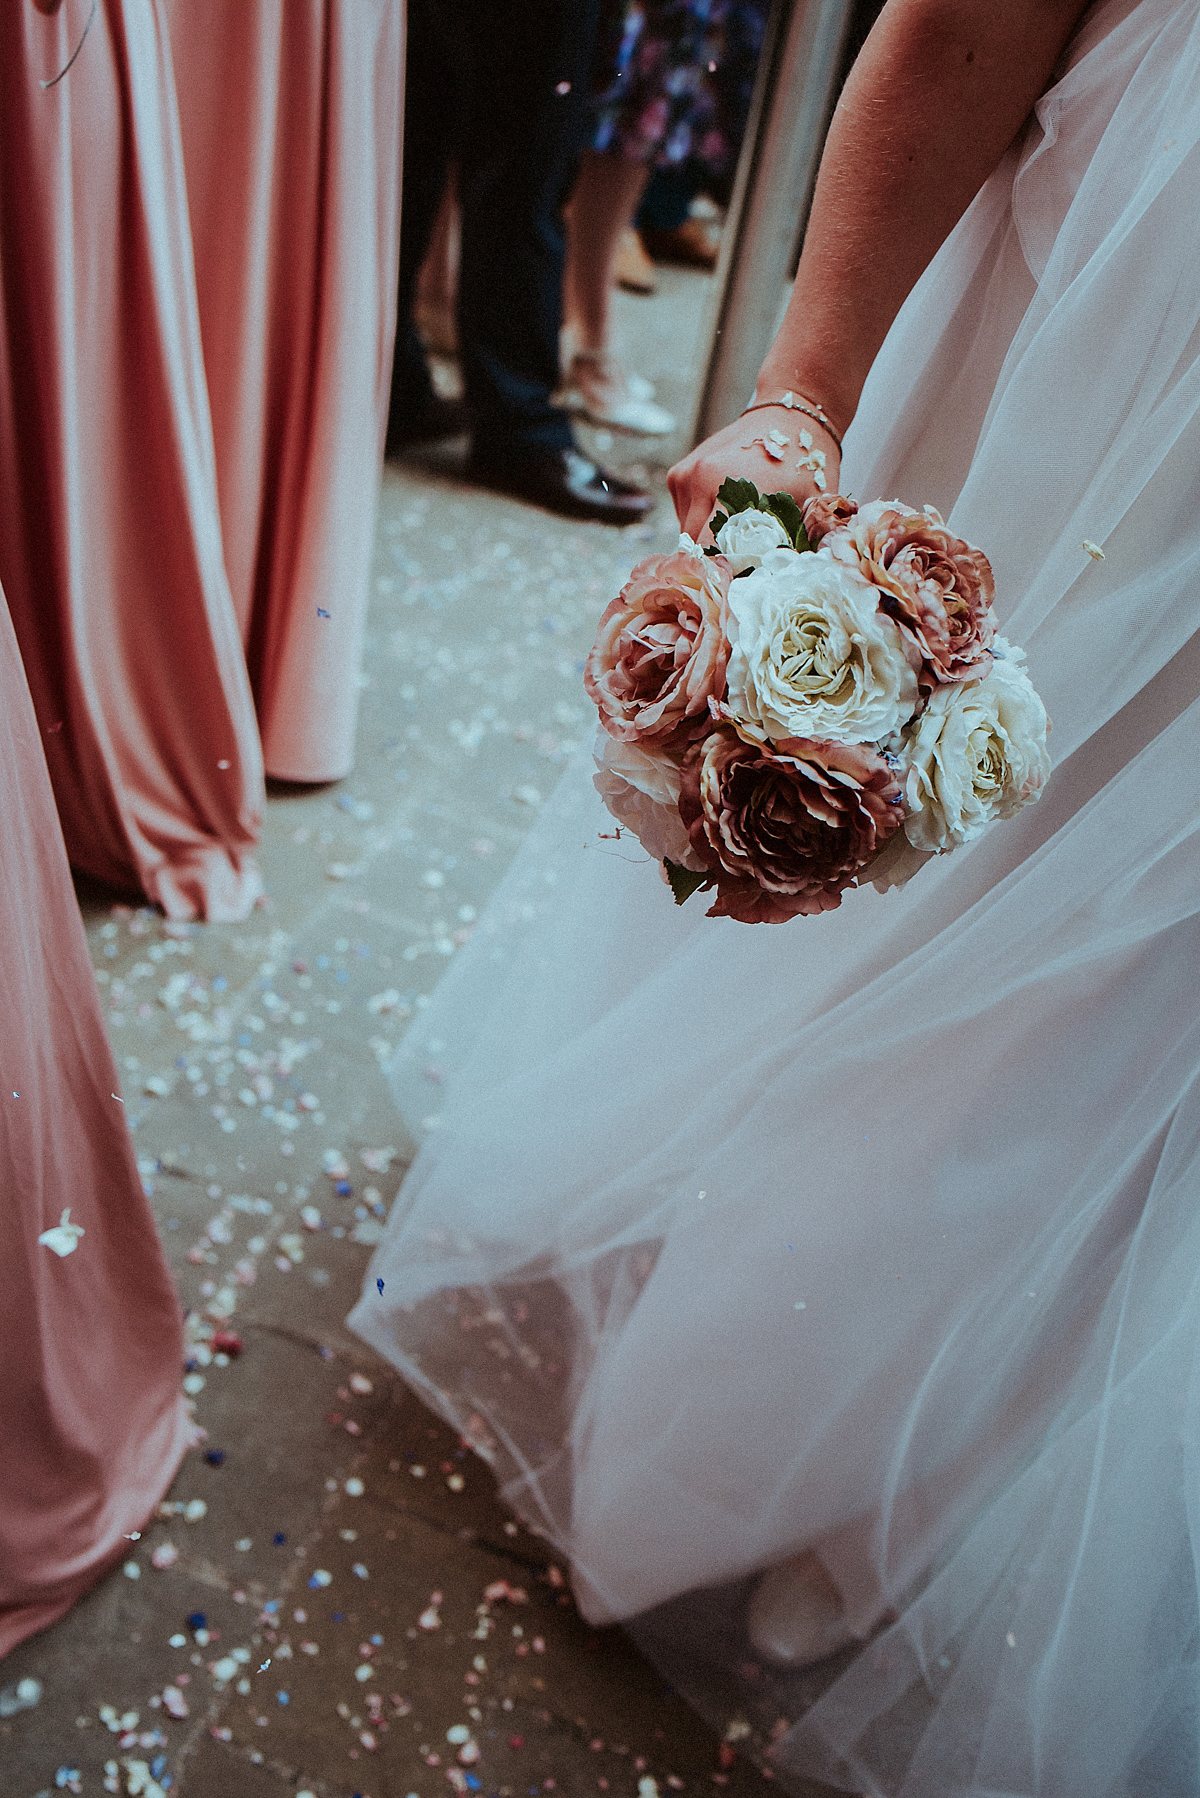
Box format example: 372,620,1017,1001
0,584,189,1656
351,3,1200,1791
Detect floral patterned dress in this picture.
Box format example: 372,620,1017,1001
590,0,769,174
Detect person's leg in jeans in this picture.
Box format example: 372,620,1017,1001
455,0,651,520
456,0,591,456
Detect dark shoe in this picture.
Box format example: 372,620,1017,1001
466,445,653,525
386,392,472,454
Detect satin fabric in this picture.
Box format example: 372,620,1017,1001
0,582,189,1658
169,0,403,782
352,2,1200,1792
0,0,265,921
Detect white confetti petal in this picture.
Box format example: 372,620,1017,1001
39,1209,85,1257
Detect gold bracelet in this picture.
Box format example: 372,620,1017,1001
741,391,843,453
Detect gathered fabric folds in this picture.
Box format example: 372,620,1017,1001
0,0,265,921
351,2,1200,1792
0,582,189,1656
169,0,403,783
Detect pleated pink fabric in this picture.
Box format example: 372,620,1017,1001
169,0,404,782
0,0,265,921
0,583,189,1659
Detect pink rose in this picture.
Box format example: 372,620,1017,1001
801,492,859,545
591,730,703,869
678,727,903,923
825,500,996,688
585,549,732,751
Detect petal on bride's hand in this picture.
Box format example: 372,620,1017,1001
668,409,841,543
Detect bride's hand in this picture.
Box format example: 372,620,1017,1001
667,0,1090,549
667,405,842,544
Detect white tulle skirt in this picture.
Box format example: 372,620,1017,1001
350,3,1200,1791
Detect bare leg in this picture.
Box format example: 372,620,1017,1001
562,151,676,435
414,170,461,359
564,150,651,353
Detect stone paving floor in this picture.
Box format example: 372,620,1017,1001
1,268,834,1798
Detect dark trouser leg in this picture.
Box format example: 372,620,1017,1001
388,0,463,424
637,162,702,234
455,0,598,459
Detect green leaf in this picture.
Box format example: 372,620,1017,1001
709,510,729,536
714,477,762,518
762,491,812,553
664,860,710,906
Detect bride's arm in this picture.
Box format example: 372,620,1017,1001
669,0,1092,541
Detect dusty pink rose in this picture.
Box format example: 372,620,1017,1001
801,491,859,544
825,499,996,688
678,726,903,922
591,730,703,869
585,549,732,750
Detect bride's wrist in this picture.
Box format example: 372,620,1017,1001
741,391,843,456
751,359,855,438
737,397,840,491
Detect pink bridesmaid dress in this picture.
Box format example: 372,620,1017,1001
169,0,404,782
0,582,189,1657
0,0,264,922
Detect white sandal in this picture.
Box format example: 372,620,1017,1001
559,352,677,436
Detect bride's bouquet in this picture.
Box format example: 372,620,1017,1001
585,480,1049,922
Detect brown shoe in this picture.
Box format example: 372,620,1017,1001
641,217,722,270
613,226,657,294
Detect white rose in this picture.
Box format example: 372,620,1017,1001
726,550,918,746
592,729,702,868
900,641,1050,852
714,508,793,574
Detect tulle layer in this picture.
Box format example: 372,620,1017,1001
351,3,1200,1792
